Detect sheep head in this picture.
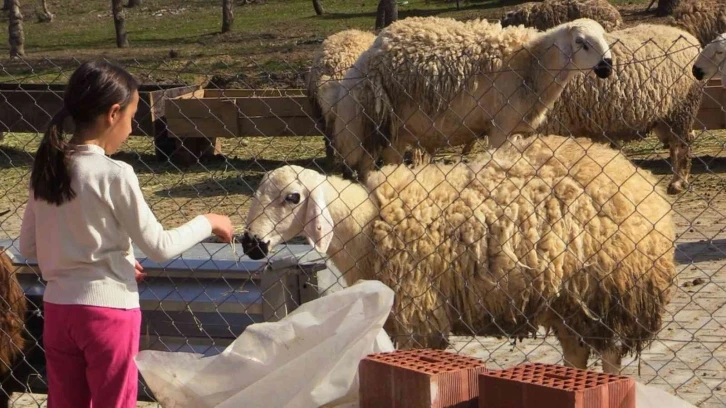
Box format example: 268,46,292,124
693,33,726,85
241,165,334,259
555,18,613,79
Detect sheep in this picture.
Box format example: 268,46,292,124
501,0,623,32
0,249,27,408
669,0,726,47
306,29,377,167
692,32,726,85
529,23,702,195
329,17,614,181
240,134,677,374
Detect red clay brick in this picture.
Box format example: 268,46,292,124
359,349,488,408
478,363,635,408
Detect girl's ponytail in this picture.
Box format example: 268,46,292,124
29,60,138,206
30,106,75,206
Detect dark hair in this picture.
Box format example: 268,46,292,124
31,60,139,206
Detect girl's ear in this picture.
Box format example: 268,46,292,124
107,103,122,125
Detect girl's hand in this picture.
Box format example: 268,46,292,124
204,214,234,243
135,260,147,283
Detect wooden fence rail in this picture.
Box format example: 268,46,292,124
1,79,726,164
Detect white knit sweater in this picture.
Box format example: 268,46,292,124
19,144,212,309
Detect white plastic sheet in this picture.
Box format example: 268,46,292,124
135,276,697,408
134,280,395,408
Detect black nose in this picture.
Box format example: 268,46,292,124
692,65,704,80
240,231,269,260
593,58,613,79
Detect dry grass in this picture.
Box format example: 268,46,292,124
2,128,725,241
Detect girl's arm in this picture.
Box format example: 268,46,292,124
111,166,214,263
19,193,37,260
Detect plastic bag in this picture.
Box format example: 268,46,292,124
134,280,395,408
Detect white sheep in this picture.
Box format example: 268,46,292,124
530,24,702,195
307,29,377,166
240,134,677,374
501,0,623,32
692,32,726,85
329,17,614,181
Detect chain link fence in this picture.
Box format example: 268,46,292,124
0,26,725,408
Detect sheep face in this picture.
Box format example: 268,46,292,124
242,166,334,260
561,19,613,79
693,34,726,83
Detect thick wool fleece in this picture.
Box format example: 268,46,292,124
501,0,623,32
364,135,676,355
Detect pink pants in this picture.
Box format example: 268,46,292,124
43,302,141,408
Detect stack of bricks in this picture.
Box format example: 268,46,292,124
359,348,488,408
478,362,636,408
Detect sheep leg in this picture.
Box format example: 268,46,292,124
554,323,590,369
658,84,700,195
600,349,623,374
460,140,477,156
408,147,431,167
654,124,694,195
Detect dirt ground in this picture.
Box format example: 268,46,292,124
2,130,726,407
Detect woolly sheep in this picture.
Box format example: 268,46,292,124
670,0,726,47
692,32,726,85
329,17,614,181
306,29,377,165
501,0,623,32
533,24,702,195
240,134,677,374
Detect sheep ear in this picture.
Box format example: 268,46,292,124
303,181,334,254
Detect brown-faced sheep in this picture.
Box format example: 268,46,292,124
241,134,677,374
501,0,623,32
329,17,614,181
670,0,726,47
533,24,703,195
306,29,377,166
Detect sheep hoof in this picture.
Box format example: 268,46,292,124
667,180,688,195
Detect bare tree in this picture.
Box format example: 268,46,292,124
112,0,129,47
9,0,25,58
127,0,141,7
37,0,54,22
222,0,233,33
313,0,324,15
375,0,397,31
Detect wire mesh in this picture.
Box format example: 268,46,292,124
0,27,724,408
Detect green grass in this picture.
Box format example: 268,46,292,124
0,0,652,85
0,0,699,241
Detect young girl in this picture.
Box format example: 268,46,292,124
18,60,234,408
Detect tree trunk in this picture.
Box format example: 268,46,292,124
127,0,141,7
656,0,680,16
2,0,10,11
222,0,233,33
112,0,128,47
312,0,324,15
375,0,385,30
37,0,54,22
8,0,25,58
375,0,397,30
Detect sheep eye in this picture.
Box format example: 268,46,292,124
285,193,300,204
